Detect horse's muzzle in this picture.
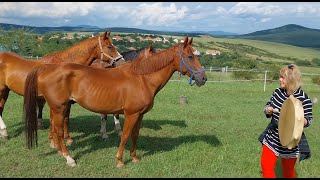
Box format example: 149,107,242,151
194,73,207,87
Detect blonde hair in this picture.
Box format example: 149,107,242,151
279,64,302,95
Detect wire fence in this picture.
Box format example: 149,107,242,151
22,56,319,92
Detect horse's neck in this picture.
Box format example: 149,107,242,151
143,58,176,96
40,38,97,65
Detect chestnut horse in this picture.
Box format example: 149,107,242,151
23,36,207,168
0,31,123,139
88,45,156,139
60,45,157,145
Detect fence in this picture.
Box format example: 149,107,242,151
171,66,320,93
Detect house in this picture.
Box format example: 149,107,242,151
112,35,123,41
192,47,200,55
206,49,221,56
125,36,136,42
36,36,44,43
162,37,169,43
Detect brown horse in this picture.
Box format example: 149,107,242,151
23,36,207,168
0,31,123,139
60,45,157,146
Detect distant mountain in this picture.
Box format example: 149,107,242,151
0,23,204,37
75,25,100,29
236,24,320,48
0,23,238,37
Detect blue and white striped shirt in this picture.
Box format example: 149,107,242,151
262,87,313,158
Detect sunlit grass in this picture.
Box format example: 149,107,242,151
0,81,319,177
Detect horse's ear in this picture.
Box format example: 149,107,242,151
103,31,111,40
188,37,193,45
183,36,189,48
149,42,154,52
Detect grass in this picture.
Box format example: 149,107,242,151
195,35,320,61
0,79,319,178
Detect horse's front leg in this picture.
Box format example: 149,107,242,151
36,97,46,129
0,87,10,139
116,112,140,168
113,114,122,137
130,114,143,163
100,114,108,139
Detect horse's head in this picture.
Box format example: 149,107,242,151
118,43,157,66
174,36,207,87
98,31,125,67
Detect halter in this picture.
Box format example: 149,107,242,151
98,36,123,67
178,45,205,86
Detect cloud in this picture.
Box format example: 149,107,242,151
129,2,188,27
229,2,283,17
290,3,320,16
0,2,96,18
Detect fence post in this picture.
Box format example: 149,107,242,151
264,71,267,92
210,67,212,72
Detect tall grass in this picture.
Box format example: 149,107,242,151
0,80,319,177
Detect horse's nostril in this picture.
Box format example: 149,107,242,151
203,76,207,82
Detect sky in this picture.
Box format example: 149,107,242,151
1,2,320,35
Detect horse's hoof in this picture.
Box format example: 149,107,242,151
132,157,140,163
37,119,44,129
67,161,77,167
116,162,125,168
101,133,109,139
66,156,76,167
66,139,73,146
0,128,8,138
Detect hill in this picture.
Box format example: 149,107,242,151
0,23,205,37
236,24,320,48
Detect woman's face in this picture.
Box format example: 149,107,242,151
279,73,287,89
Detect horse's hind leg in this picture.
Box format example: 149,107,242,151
51,107,76,167
130,114,143,164
100,114,108,139
0,87,10,139
63,102,73,146
114,114,122,136
36,98,46,129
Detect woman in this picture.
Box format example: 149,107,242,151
258,64,313,178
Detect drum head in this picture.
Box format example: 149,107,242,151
278,95,304,149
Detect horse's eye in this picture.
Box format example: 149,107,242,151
107,46,112,49
188,55,193,59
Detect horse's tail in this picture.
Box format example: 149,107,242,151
24,65,43,149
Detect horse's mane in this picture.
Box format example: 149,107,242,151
41,36,98,62
121,46,156,62
130,44,178,75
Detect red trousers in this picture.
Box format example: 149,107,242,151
261,144,297,178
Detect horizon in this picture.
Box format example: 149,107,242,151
1,2,320,34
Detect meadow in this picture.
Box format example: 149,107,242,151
0,77,319,178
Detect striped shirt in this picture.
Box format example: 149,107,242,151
262,87,313,159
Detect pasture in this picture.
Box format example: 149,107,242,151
0,78,319,177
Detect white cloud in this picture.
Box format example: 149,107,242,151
260,18,271,23
129,2,188,27
0,2,96,18
290,3,320,16
229,2,283,16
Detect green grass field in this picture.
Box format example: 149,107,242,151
0,79,319,178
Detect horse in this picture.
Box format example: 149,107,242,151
23,36,207,168
61,44,157,145
0,31,124,139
